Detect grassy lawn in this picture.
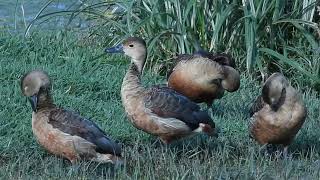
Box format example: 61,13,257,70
1,31,320,179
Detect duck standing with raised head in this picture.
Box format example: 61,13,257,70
21,70,122,164
249,73,307,156
167,50,240,111
105,37,217,144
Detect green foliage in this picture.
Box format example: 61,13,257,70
26,0,320,90
1,30,320,179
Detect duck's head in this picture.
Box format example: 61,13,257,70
221,66,240,92
105,37,147,72
21,70,51,112
262,72,288,111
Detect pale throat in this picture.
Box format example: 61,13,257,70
132,57,146,73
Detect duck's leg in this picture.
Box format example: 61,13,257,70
160,136,172,145
151,138,162,147
265,144,275,156
206,101,214,117
67,159,80,175
283,146,289,158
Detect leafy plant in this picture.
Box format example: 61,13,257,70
26,0,320,90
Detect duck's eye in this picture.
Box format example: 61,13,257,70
129,44,134,47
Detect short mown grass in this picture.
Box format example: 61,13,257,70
1,31,320,179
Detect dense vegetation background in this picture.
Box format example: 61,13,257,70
0,0,320,179
22,0,320,89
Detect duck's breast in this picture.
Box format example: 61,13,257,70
250,112,292,145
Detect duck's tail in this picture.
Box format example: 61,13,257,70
193,111,218,137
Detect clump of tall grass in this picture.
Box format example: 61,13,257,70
27,0,320,90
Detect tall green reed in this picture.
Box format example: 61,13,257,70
27,0,320,89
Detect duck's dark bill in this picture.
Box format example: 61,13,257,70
105,44,123,53
28,95,38,112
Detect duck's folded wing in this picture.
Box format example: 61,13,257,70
249,95,266,117
144,86,214,130
48,109,121,156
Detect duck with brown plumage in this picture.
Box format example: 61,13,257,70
105,37,217,144
249,73,307,156
21,70,122,165
167,50,240,111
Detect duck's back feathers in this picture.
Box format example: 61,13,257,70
167,52,235,78
168,57,225,102
166,54,196,79
48,109,121,156
144,86,214,130
194,51,236,68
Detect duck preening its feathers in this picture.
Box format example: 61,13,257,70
105,37,217,144
21,70,122,164
249,73,307,156
167,50,240,109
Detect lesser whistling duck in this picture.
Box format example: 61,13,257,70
167,50,240,110
105,37,217,144
249,73,307,156
21,70,122,164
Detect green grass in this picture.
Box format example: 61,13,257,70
1,31,320,179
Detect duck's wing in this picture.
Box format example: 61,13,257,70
249,95,266,117
144,86,214,130
48,108,121,156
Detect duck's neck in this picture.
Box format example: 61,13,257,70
121,62,145,97
37,89,55,110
